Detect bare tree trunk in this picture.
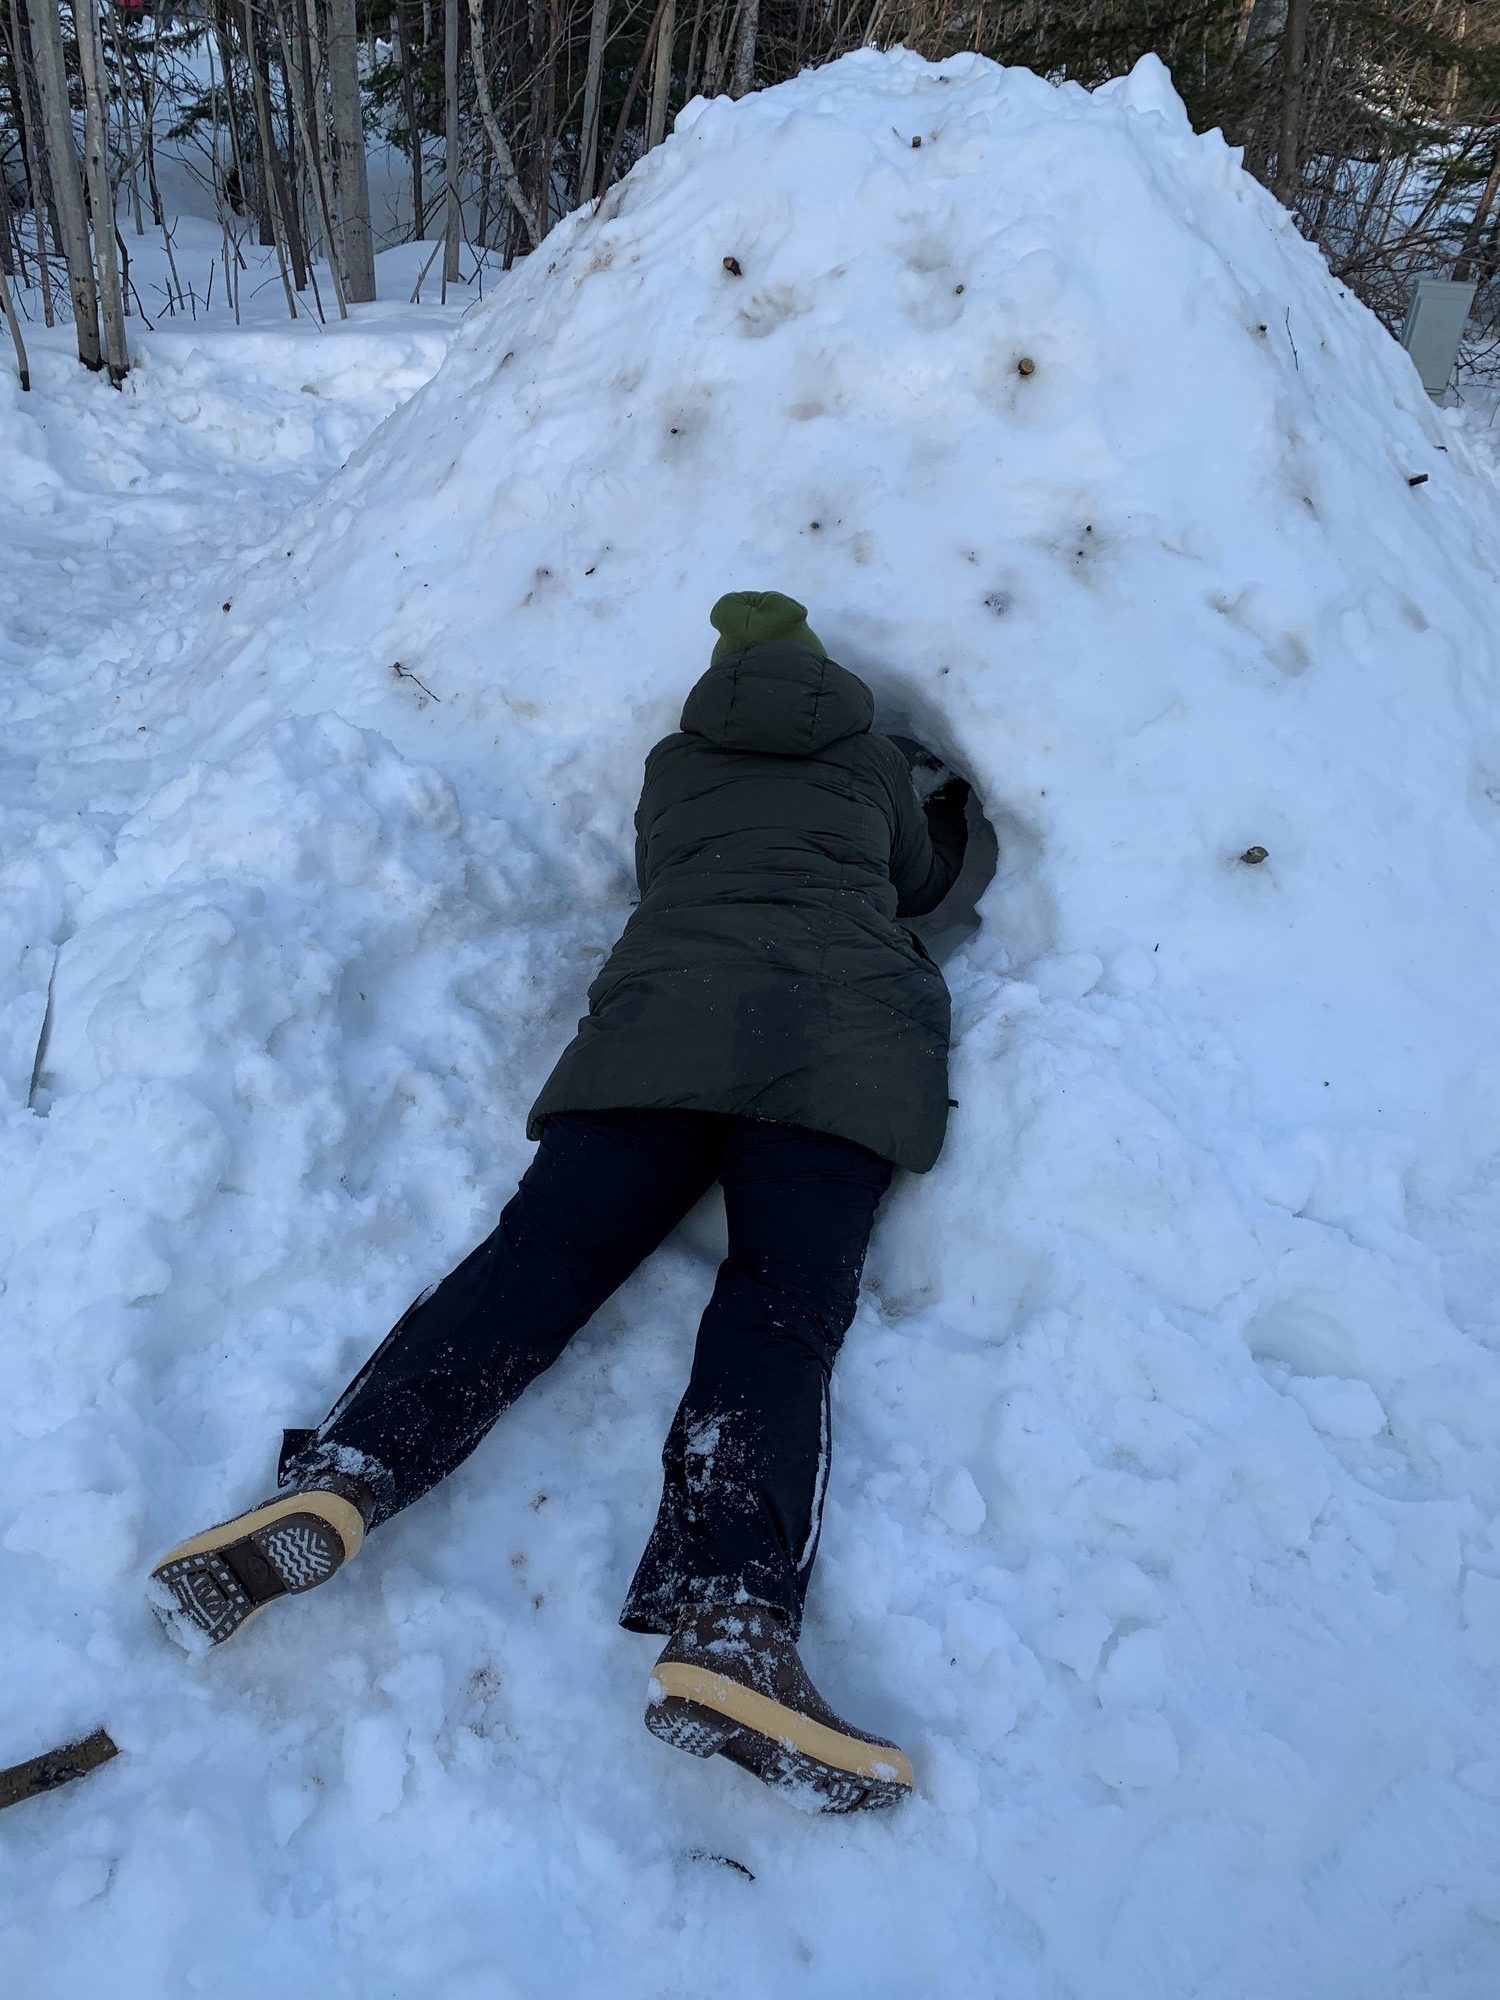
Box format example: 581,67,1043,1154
239,0,300,311
700,0,728,98
74,0,130,383
1455,136,1500,281
577,0,609,200
275,0,314,258
26,0,102,367
328,0,377,298
596,0,669,194
114,17,167,230
1273,0,1309,209
0,259,30,389
6,0,56,325
467,0,541,245
476,144,491,247
395,0,425,235
253,7,310,289
215,3,268,248
682,0,705,100
729,0,756,96
442,0,461,285
269,10,315,280
295,0,334,259
107,6,145,236
279,0,350,313
301,0,339,259
647,0,677,149
540,0,559,227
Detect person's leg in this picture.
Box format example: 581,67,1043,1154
621,1119,892,1639
153,1110,723,1649
284,1109,723,1526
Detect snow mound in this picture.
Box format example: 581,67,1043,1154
9,47,1500,2000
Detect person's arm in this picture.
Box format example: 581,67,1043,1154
635,804,651,897
890,765,971,918
634,740,670,896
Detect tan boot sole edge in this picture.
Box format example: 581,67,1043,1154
152,1490,366,1575
651,1662,914,1789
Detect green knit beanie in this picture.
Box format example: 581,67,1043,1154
709,590,827,666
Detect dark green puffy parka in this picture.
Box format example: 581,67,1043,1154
527,641,967,1172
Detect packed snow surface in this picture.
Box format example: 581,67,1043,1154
7,45,1500,2000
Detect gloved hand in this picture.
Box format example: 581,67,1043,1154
925,776,971,816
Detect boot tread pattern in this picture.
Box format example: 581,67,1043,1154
254,1518,341,1591
153,1550,255,1648
150,1500,353,1648
645,1694,907,1814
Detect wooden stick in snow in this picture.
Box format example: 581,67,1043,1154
0,1730,118,1811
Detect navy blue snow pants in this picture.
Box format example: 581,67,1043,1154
280,1110,893,1636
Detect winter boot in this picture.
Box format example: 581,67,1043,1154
645,1604,914,1813
149,1473,374,1650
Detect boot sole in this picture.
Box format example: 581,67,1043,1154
646,1663,913,1814
150,1492,365,1649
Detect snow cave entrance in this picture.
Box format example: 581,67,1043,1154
872,689,998,967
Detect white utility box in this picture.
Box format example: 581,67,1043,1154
1400,277,1477,402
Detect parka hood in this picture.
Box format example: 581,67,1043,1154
679,643,875,758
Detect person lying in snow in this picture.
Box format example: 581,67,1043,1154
151,590,971,1814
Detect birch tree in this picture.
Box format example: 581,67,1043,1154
72,0,130,382
647,0,678,149
578,0,609,199
26,0,102,369
328,0,376,299
5,0,56,327
467,0,540,245
730,0,758,97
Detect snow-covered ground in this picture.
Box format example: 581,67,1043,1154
6,47,1500,2000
